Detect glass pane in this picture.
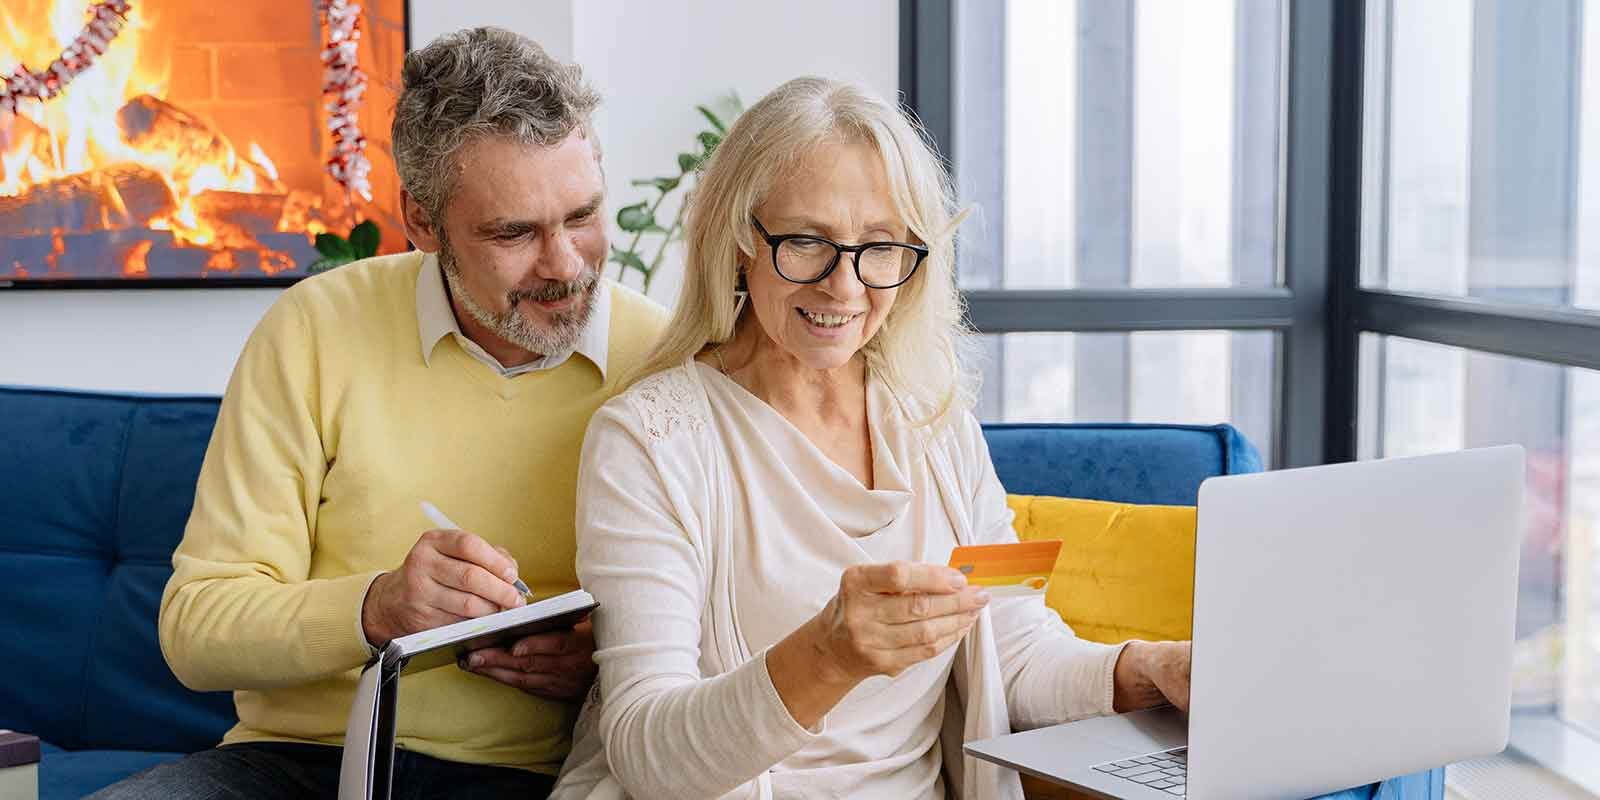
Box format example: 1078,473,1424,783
975,330,1277,465
952,0,1283,289
1362,0,1600,313
1360,334,1600,736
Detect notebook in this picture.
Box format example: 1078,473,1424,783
338,589,597,800
387,589,597,675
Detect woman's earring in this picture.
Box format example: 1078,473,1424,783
733,271,749,318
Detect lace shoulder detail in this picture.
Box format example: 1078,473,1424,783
624,365,707,443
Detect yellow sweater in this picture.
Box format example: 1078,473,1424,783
159,251,667,773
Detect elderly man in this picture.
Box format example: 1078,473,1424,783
91,28,666,800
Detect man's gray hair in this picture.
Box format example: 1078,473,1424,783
392,27,600,224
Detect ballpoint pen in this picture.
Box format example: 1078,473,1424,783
419,501,533,601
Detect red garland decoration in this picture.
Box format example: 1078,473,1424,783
319,0,372,203
1,0,133,117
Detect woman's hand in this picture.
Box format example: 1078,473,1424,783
1112,640,1192,713
816,562,992,681
767,561,991,730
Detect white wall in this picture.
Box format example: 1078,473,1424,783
0,288,284,394
574,0,899,303
411,0,574,61
0,0,897,394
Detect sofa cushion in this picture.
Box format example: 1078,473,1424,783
0,387,236,753
982,423,1262,505
1009,495,1197,644
38,741,182,800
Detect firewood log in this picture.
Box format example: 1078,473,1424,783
0,163,175,237
192,190,286,233
116,95,251,186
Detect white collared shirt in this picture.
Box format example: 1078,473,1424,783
414,251,611,379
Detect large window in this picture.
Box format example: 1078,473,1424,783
941,0,1289,463
1357,0,1600,769
954,0,1281,291
916,0,1600,789
979,331,1277,456
1363,0,1600,314
1360,335,1600,735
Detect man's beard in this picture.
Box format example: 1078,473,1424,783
438,239,601,358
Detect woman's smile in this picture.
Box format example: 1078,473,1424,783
796,306,865,337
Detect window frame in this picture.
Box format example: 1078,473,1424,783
904,0,1600,783
903,0,1364,470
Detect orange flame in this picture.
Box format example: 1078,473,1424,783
1,0,319,261
204,249,237,273
121,238,150,276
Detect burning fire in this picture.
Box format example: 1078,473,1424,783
1,0,333,275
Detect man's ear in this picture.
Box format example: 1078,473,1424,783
401,190,443,252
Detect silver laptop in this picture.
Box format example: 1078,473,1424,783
966,446,1524,800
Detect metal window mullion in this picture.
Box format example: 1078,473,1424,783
1232,0,1287,462
962,289,1296,333
1075,0,1138,423
951,0,1009,418
900,0,954,162
1356,290,1600,372
1281,0,1364,469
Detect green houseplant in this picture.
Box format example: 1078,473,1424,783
307,220,381,274
609,93,743,294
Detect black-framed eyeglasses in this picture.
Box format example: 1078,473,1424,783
752,216,928,289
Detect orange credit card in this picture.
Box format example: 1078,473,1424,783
947,540,1063,597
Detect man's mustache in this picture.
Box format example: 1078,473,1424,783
508,271,598,305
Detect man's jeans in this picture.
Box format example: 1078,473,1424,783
86,741,557,800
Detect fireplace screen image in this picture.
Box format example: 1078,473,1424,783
0,0,407,284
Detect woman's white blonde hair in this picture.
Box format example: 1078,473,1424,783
624,76,975,429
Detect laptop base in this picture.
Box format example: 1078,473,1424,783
966,707,1188,799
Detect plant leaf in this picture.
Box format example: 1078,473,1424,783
677,152,701,174
696,104,727,134
631,176,681,192
348,220,380,259
698,131,722,155
314,233,355,260
608,246,648,273
306,256,352,274
616,202,656,233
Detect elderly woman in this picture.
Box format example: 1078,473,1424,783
552,77,1191,800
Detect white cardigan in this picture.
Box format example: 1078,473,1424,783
552,360,1125,800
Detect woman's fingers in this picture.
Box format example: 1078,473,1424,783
873,586,990,623
848,561,968,596
879,609,982,650
819,563,992,681
870,612,981,674
821,563,990,681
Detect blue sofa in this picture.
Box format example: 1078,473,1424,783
0,385,1442,799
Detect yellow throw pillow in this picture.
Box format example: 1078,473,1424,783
1006,494,1197,645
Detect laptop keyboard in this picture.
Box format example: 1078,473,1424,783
1091,747,1187,795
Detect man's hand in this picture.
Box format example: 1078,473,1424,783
361,529,525,647
459,617,598,701
1112,640,1191,713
